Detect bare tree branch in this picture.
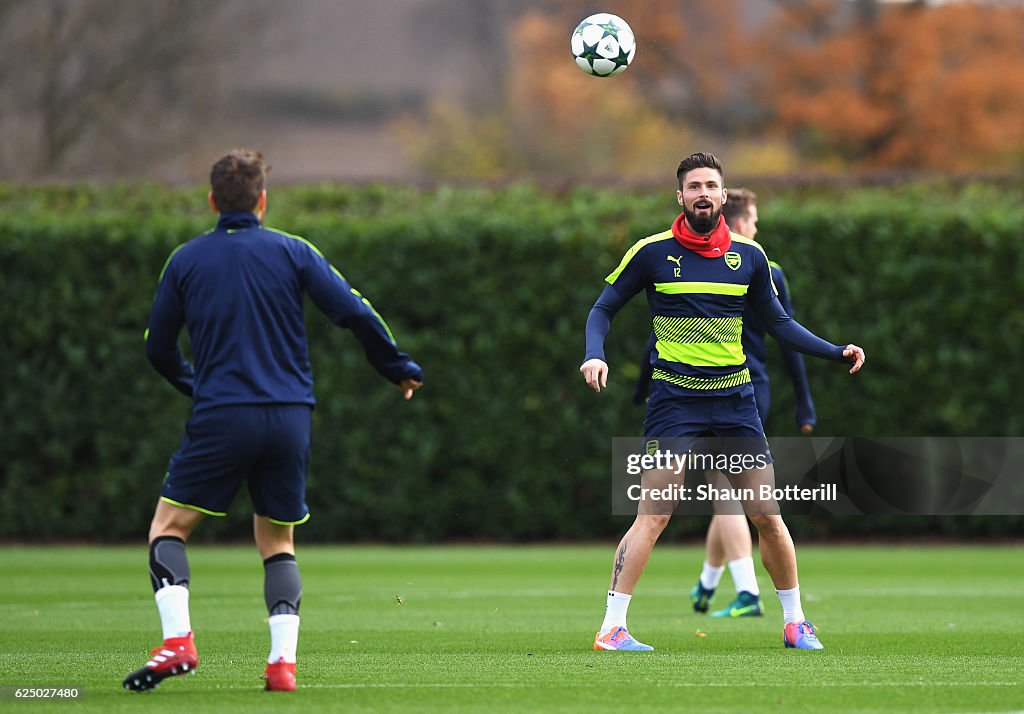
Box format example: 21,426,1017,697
0,0,269,178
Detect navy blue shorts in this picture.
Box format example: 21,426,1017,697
643,380,772,466
161,404,313,525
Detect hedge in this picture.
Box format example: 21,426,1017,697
1,181,1021,541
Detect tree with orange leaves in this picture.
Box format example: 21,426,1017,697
396,0,1024,177
759,1,1024,171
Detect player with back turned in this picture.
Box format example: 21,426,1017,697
581,152,864,652
124,149,423,692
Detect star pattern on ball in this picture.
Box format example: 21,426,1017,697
580,38,601,62
611,44,631,69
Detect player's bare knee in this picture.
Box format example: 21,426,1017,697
257,540,295,561
254,518,295,559
149,499,204,540
634,513,672,536
148,508,201,543
148,520,190,543
748,513,786,539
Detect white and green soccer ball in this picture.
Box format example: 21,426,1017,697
570,13,636,77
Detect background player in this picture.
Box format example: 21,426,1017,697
690,188,817,617
582,152,864,652
124,149,423,692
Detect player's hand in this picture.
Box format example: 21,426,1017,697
397,378,423,400
843,344,865,374
580,359,608,393
800,423,814,435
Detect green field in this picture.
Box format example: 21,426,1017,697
1,544,1022,713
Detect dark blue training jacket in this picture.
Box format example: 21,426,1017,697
145,212,422,411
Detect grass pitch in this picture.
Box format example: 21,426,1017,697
1,543,1021,713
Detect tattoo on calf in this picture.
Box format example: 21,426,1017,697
612,543,627,591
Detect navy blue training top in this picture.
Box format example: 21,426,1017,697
145,212,422,412
585,228,843,397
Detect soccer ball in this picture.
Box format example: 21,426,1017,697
570,13,636,77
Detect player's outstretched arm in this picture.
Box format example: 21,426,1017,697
754,296,865,369
299,244,423,389
580,358,609,393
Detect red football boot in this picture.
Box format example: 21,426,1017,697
123,632,198,692
264,657,296,692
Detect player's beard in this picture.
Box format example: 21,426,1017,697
683,204,721,235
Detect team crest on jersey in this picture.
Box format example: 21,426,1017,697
724,252,742,270
645,439,660,456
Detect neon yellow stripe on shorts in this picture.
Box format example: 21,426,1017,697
268,513,311,526
160,497,227,517
652,368,751,390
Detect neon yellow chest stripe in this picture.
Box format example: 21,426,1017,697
654,281,748,296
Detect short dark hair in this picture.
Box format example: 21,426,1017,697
722,187,757,225
676,152,724,187
210,149,270,213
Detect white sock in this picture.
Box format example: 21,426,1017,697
775,585,805,624
699,561,725,591
154,584,191,640
268,614,300,664
600,591,631,633
728,557,760,596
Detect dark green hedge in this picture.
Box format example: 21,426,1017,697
1,181,1021,542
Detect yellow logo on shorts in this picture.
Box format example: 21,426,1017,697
645,439,660,456
724,252,742,270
